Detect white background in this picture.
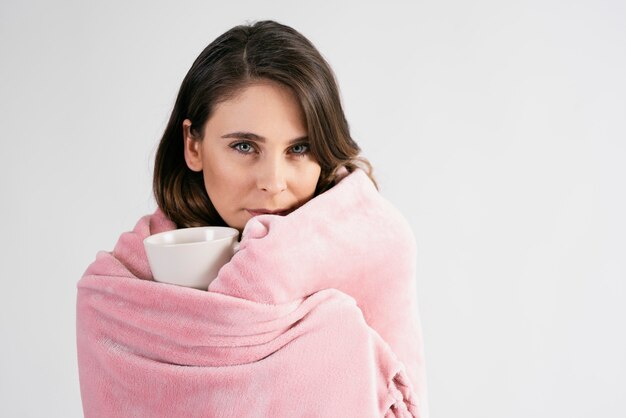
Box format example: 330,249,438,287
1,0,625,417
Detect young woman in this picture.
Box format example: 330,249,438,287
77,20,428,417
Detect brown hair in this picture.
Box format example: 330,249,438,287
153,20,375,228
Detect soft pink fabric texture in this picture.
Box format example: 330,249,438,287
77,169,428,417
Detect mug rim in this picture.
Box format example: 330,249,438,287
143,226,239,248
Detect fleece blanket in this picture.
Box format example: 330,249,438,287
77,169,428,417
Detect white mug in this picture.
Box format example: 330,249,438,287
143,226,239,290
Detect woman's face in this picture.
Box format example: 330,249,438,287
183,80,322,232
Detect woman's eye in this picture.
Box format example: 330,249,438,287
232,142,255,154
290,144,309,155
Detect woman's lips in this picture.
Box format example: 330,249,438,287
246,208,291,217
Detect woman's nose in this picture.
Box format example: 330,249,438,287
256,157,287,194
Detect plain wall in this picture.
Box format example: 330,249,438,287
1,0,624,417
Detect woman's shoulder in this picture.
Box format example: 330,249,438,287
336,169,416,244
114,208,176,250
82,209,177,281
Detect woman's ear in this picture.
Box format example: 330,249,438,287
183,119,203,172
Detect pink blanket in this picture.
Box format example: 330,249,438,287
77,169,428,417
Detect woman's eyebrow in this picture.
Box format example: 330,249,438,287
221,132,308,144
288,136,309,144
221,132,264,141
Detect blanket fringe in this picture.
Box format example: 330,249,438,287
386,369,421,417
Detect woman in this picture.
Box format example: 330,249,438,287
77,20,428,417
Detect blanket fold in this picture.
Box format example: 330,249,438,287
77,169,427,417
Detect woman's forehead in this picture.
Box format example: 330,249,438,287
206,81,307,141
